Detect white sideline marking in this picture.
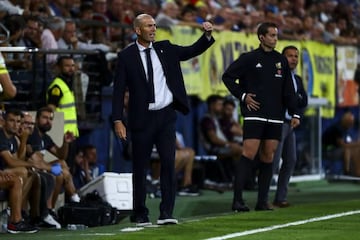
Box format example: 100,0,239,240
205,210,360,240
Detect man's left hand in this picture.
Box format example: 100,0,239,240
290,118,300,128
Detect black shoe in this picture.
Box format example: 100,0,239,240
255,202,274,211
273,201,290,208
157,212,178,225
177,185,200,197
232,201,250,212
7,220,39,234
203,180,226,194
129,215,152,227
21,209,30,223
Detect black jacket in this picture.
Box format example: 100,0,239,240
222,47,299,121
112,33,215,130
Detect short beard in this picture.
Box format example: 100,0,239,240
38,124,51,133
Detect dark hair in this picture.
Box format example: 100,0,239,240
3,109,22,120
4,14,25,36
282,45,298,54
36,106,54,119
81,144,96,157
24,15,41,24
56,55,74,66
223,98,236,108
206,94,223,106
181,4,197,17
80,2,93,13
257,22,277,39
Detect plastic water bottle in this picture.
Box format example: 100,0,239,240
0,209,8,233
66,224,88,230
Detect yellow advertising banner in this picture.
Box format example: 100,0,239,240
302,41,336,118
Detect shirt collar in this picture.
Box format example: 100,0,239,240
136,41,153,52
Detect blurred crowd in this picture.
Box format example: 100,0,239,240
0,0,359,64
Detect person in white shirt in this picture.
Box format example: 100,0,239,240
57,20,111,52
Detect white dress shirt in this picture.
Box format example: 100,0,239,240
136,41,173,110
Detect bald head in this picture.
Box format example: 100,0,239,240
133,14,153,29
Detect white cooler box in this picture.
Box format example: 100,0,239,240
79,172,133,210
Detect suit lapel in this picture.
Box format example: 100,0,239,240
153,43,168,76
130,44,147,82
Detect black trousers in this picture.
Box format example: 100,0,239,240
131,105,177,218
38,171,55,217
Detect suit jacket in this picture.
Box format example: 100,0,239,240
112,33,215,130
294,74,308,115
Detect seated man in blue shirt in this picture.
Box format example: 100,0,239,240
72,144,105,190
322,110,360,176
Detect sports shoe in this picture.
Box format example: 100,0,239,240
7,220,39,234
42,214,61,229
232,201,250,212
157,213,178,225
130,215,152,227
255,202,274,211
177,185,200,197
273,201,290,208
48,209,59,221
70,193,81,202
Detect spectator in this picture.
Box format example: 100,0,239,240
151,132,200,197
72,144,105,190
201,95,242,160
57,19,111,52
105,0,126,42
155,1,181,29
200,94,242,185
219,97,243,144
92,0,112,42
41,16,65,66
157,2,206,30
48,0,71,17
18,15,42,49
175,132,200,196
28,0,51,18
322,110,360,176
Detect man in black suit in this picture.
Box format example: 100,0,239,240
272,45,308,208
112,13,214,226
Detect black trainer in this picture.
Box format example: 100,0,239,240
177,185,200,197
232,201,250,212
7,221,39,234
255,202,274,211
129,215,152,227
157,213,178,225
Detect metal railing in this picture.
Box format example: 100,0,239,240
0,47,113,130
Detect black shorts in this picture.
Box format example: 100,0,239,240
243,120,282,141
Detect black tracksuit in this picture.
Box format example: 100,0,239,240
222,46,300,209
222,47,299,120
